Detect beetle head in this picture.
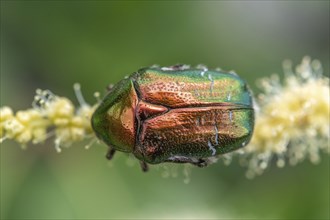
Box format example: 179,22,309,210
91,78,138,153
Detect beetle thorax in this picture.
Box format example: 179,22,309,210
91,79,138,153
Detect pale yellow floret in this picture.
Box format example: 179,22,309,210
0,84,97,151
242,56,330,178
46,97,75,126
0,106,14,140
39,95,96,152
3,109,50,146
54,114,91,145
76,105,97,133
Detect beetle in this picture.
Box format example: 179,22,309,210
91,65,254,171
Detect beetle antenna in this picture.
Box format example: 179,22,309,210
73,83,88,107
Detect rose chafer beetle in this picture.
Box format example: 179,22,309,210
91,65,254,171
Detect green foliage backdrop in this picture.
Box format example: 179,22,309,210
1,1,329,219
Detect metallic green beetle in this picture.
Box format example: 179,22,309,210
91,65,254,171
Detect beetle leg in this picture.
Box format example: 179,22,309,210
106,147,116,160
139,161,149,172
195,159,208,167
165,157,208,168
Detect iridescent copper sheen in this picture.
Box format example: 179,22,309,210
91,65,254,167
135,106,252,164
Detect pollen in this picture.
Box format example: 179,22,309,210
0,108,50,146
0,106,14,140
242,56,330,178
0,84,98,151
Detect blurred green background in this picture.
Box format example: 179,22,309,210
1,1,329,219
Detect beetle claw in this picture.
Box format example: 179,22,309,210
106,148,116,160
140,161,149,172
196,159,208,168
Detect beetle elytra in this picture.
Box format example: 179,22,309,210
91,65,254,171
